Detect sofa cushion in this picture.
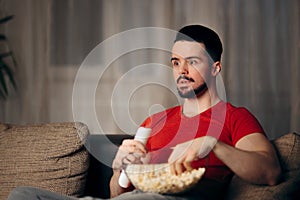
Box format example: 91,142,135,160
0,123,8,132
0,122,90,200
226,132,300,200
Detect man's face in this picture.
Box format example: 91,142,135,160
171,41,211,98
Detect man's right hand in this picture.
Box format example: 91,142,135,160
112,139,148,170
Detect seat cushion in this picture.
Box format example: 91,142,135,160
225,132,300,200
0,122,90,199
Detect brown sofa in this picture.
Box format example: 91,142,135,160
0,122,299,200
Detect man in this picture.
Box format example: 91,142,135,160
109,25,281,199
8,25,281,200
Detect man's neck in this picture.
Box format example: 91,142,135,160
182,90,220,117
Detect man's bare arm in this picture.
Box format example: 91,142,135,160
109,170,134,198
213,133,281,185
169,133,281,185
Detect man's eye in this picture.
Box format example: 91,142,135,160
172,61,180,67
188,59,198,65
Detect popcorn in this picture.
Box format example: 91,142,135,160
125,163,205,194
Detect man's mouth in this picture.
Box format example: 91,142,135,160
176,75,194,84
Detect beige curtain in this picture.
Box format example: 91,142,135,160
222,0,300,138
0,0,51,123
0,0,299,138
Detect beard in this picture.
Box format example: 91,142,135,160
177,83,208,98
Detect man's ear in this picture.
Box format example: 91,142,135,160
211,61,222,76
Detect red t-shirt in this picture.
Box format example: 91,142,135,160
140,101,265,184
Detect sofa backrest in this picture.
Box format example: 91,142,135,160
84,134,133,198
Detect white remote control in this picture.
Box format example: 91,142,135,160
118,127,152,188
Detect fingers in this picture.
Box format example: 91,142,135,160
121,139,147,154
112,139,147,170
170,161,184,175
122,153,144,165
183,153,196,171
169,148,197,175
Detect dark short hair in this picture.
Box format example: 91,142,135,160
175,25,223,62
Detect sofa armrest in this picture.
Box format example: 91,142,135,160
0,122,90,200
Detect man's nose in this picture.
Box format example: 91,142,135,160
178,61,189,74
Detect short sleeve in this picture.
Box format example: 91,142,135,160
230,108,265,146
140,117,152,128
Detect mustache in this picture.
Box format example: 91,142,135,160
176,75,195,83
